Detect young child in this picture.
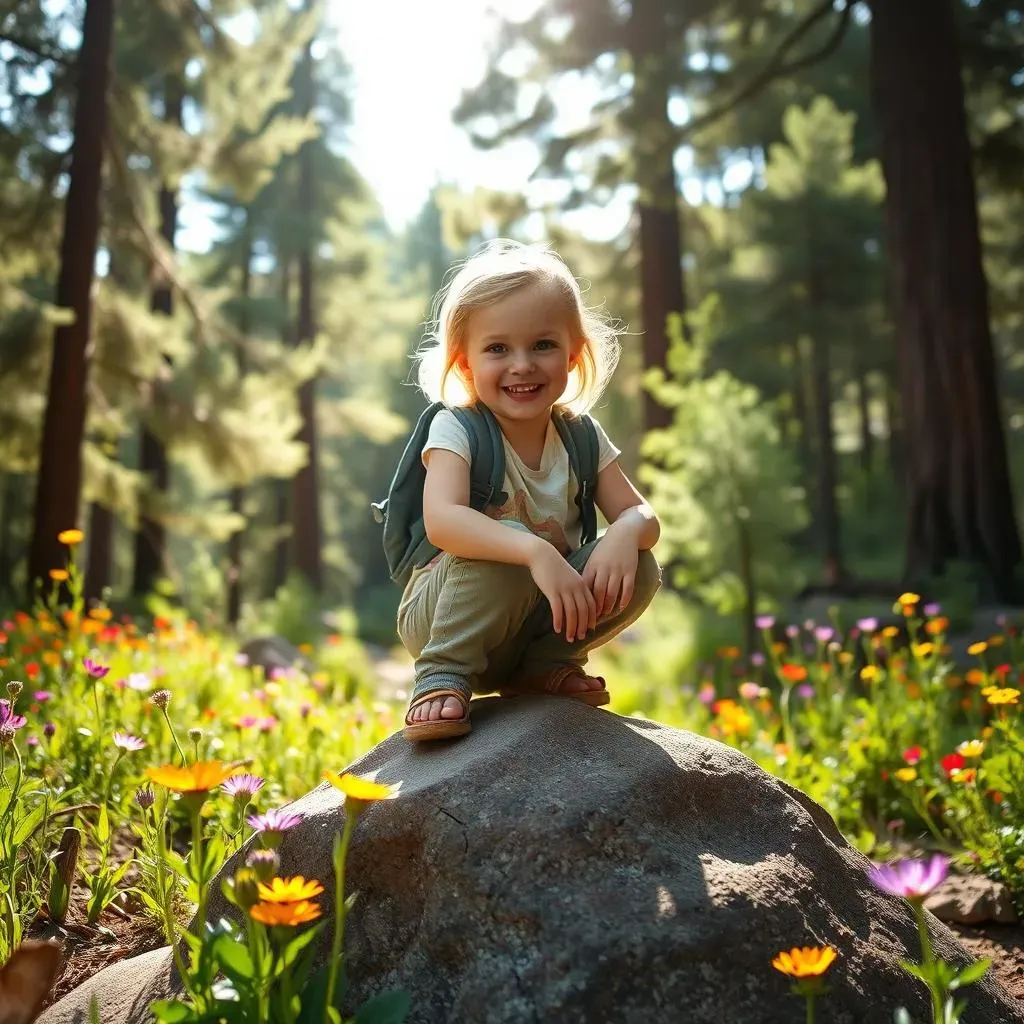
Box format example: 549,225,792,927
399,239,662,742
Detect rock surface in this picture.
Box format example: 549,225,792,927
239,635,313,675
40,698,1024,1023
926,874,1019,926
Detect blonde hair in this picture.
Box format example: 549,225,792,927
414,239,620,415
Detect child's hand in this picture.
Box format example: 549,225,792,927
528,542,598,642
581,530,640,617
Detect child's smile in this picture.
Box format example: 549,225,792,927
460,282,580,434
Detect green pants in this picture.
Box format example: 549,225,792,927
397,525,662,701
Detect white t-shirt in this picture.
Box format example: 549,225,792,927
422,408,620,555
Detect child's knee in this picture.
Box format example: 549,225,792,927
453,556,537,606
634,550,662,604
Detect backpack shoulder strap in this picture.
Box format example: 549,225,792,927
554,411,600,546
451,403,507,511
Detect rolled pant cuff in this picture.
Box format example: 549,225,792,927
412,672,472,703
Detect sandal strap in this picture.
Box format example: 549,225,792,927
515,664,606,695
407,688,469,712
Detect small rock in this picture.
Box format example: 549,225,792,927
925,874,1019,926
239,635,313,675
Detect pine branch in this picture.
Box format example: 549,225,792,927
676,0,853,143
0,31,67,64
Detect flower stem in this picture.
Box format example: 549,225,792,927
805,990,816,1024
162,708,187,765
324,813,356,1018
912,900,945,1023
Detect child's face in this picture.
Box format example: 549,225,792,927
458,282,581,428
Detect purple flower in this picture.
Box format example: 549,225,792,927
0,700,26,731
750,651,765,667
868,854,949,902
755,615,775,630
923,602,941,617
136,787,155,809
26,736,38,748
257,716,278,734
246,807,303,834
43,722,56,738
797,684,815,699
246,848,280,880
857,617,879,633
33,691,53,703
83,657,109,679
697,682,716,706
223,774,265,800
113,731,146,752
814,626,834,643
785,625,800,638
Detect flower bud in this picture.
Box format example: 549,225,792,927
246,848,280,881
188,727,203,744
6,681,23,699
135,787,155,810
151,689,172,710
231,867,261,909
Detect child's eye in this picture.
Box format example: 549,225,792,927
485,343,507,354
535,339,557,350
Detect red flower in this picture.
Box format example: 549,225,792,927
780,664,808,682
994,664,1012,678
902,746,922,765
25,662,39,679
941,752,965,775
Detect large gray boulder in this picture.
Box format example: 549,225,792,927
40,697,1023,1023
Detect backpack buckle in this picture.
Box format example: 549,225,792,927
370,500,387,524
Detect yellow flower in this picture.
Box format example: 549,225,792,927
89,607,112,622
897,592,920,607
48,569,69,582
256,876,325,904
42,651,61,667
987,635,1005,647
323,770,401,806
911,642,934,658
57,529,84,546
860,665,880,683
956,740,985,758
987,688,1020,706
894,767,917,782
882,626,900,639
967,642,988,656
146,761,240,793
981,726,995,739
771,946,837,978
837,651,853,665
249,900,322,926
950,768,976,785
981,685,998,698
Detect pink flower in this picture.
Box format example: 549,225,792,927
222,774,265,800
83,658,109,679
868,854,949,902
0,700,26,731
33,691,53,703
738,682,761,701
902,746,922,765
113,731,146,752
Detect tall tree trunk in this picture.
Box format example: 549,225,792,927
855,357,873,477
85,502,113,601
868,0,1022,599
790,341,814,487
269,259,292,597
291,37,324,592
226,221,254,626
882,362,902,483
629,0,686,434
132,76,183,596
0,474,21,599
27,0,116,593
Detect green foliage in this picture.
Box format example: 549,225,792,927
641,299,807,615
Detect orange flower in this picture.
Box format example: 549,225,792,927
925,617,949,635
89,607,113,622
249,900,322,926
882,626,900,638
48,569,69,582
256,877,325,904
57,529,84,545
771,946,837,978
967,641,988,657
146,761,240,793
780,664,807,683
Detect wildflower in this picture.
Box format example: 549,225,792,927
0,700,27,732
941,752,965,775
894,768,917,782
188,727,203,744
33,691,52,703
857,617,878,633
868,854,949,902
956,740,985,758
967,641,988,657
57,529,84,546
771,946,837,978
6,681,22,700
897,591,920,607
256,876,325,903
923,602,941,616
911,642,934,658
246,849,280,881
136,787,155,810
755,615,776,630
987,688,1020,706
860,665,880,683
126,673,152,693
750,651,765,667
43,722,56,738
780,664,807,683
83,658,109,679
738,682,761,701
717,646,740,659
234,652,250,667
697,682,716,706
247,807,303,836
323,770,401,817
48,569,69,582
151,689,172,710
146,761,240,794
0,725,14,746
902,746,922,765
925,616,949,635
881,626,900,638
988,635,1006,647
231,868,261,910
797,684,814,699
249,900,321,927
950,768,976,785
113,732,146,752
814,627,834,643
222,774,265,800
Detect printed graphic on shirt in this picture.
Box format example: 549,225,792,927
485,490,569,554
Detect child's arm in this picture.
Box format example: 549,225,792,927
595,462,661,551
423,449,598,641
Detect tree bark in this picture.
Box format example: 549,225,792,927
629,0,686,434
868,0,1022,599
132,76,183,596
226,221,254,626
270,259,292,597
85,502,113,601
27,0,116,594
855,357,873,477
291,36,324,593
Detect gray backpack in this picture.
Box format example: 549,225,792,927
372,402,600,587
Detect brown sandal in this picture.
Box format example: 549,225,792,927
499,664,610,707
403,688,472,742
